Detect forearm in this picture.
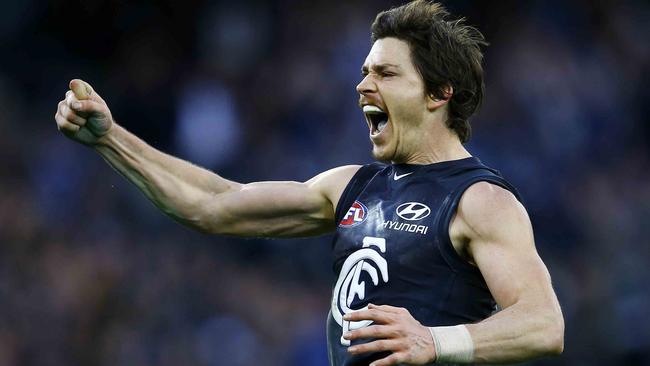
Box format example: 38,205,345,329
464,299,564,363
93,124,240,229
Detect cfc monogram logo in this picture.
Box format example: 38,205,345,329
331,236,388,346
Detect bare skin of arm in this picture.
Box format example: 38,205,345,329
54,79,360,237
342,182,564,365
456,182,564,362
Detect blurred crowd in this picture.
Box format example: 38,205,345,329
1,0,649,365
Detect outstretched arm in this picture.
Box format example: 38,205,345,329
55,79,360,237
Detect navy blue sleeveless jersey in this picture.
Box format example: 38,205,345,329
326,157,521,366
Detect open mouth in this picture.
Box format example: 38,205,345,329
363,105,389,135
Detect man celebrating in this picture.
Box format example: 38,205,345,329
54,1,563,365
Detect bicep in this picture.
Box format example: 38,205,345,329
459,184,564,361
460,183,556,309
472,225,553,310
200,165,361,238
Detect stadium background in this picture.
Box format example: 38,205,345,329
0,0,648,365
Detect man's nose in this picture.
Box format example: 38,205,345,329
356,75,377,95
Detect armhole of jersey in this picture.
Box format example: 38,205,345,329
435,175,523,278
334,163,385,224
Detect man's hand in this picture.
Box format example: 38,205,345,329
342,304,436,366
55,79,113,145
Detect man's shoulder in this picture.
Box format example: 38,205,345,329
307,165,363,190
462,181,518,211
306,165,364,214
320,165,365,179
318,162,387,188
456,181,529,240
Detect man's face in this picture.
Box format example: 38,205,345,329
357,37,430,163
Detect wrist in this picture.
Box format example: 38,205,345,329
93,122,119,149
428,325,474,364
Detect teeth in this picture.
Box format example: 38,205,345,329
363,105,388,135
363,105,384,114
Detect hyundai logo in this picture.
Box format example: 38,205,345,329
396,202,431,221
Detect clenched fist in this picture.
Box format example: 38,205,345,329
55,79,113,145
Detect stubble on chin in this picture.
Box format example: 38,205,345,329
371,146,392,163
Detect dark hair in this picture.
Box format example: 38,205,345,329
371,0,487,143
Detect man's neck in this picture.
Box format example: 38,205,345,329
396,127,471,165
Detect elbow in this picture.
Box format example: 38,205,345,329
161,202,224,235
194,213,229,235
182,198,233,235
538,310,565,356
549,317,565,356
169,210,214,234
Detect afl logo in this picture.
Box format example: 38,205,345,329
339,201,368,227
396,202,431,221
331,236,388,346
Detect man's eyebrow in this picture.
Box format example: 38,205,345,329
361,63,401,74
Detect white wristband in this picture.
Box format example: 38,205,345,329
428,325,474,364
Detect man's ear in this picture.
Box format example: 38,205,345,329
426,85,453,111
